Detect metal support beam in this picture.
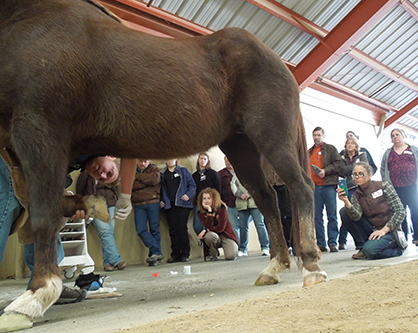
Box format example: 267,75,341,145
292,0,399,91
348,48,418,93
399,0,418,21
98,0,212,38
385,97,418,127
245,0,327,39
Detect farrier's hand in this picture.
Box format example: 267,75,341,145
71,210,89,221
115,193,132,220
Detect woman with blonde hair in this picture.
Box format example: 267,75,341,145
381,128,418,245
197,187,238,261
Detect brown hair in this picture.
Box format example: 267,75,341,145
197,187,222,212
391,128,406,138
195,152,211,171
345,137,359,154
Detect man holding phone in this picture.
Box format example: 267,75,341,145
308,127,342,253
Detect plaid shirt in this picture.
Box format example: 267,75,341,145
347,181,405,231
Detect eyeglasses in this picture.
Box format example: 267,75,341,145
353,172,365,178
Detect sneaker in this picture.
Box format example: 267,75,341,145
338,243,347,250
147,254,165,263
237,251,248,257
329,245,339,253
414,240,418,246
319,246,328,252
55,285,87,305
116,261,127,270
352,250,367,259
261,249,270,256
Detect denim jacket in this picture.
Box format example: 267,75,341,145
160,165,196,210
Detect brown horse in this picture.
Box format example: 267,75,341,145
0,0,326,327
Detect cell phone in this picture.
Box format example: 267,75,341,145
311,164,321,176
338,179,348,196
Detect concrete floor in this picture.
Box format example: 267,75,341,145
1,242,417,333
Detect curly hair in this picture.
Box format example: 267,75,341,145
195,152,211,171
197,187,222,212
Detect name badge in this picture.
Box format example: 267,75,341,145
318,152,321,155
200,175,206,181
371,189,383,199
404,151,413,155
174,172,179,178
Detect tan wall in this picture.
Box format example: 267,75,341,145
0,148,262,279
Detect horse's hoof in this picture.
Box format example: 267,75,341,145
254,274,279,286
0,312,33,332
303,269,327,287
83,196,110,222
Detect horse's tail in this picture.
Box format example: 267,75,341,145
291,112,311,263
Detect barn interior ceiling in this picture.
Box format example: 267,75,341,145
97,0,418,131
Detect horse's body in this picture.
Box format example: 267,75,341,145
0,0,325,325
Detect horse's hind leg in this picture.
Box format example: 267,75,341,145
2,113,70,322
220,135,290,285
244,127,326,287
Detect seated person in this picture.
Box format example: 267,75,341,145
337,162,406,260
197,187,238,261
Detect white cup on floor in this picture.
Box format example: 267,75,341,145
183,265,191,275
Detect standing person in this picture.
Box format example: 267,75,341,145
337,137,368,250
131,159,164,265
192,153,221,236
308,126,342,253
160,159,196,263
338,162,405,259
343,131,377,174
76,170,127,271
217,156,240,240
231,174,270,257
381,128,418,245
197,188,238,261
262,157,292,250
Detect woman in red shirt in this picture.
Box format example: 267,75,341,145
197,188,238,261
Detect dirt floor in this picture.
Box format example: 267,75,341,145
120,260,418,333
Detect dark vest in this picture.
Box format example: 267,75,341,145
353,181,392,230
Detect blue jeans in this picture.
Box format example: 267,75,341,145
24,237,65,288
237,208,269,252
227,206,240,242
340,207,403,259
93,206,122,266
0,156,23,266
314,185,339,247
362,232,402,259
134,202,162,257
